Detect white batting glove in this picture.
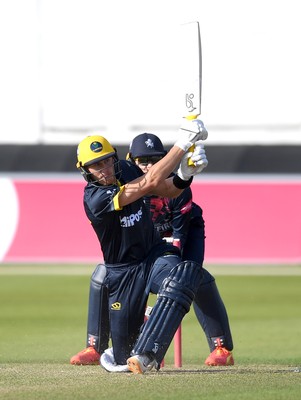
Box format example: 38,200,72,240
174,119,208,152
190,141,208,168
177,142,208,180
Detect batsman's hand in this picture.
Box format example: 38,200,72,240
177,141,208,180
174,118,208,152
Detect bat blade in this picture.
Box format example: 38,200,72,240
180,21,202,119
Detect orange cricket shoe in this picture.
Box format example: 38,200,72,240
205,346,234,366
70,346,100,365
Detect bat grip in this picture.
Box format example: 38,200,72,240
187,146,195,166
186,115,198,166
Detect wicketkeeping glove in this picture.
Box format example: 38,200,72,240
176,141,208,180
174,118,208,152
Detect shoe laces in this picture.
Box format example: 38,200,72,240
82,347,95,354
215,346,227,355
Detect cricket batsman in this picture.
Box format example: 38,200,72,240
73,118,208,373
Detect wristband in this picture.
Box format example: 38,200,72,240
173,174,193,189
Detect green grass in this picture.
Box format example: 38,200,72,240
0,265,301,399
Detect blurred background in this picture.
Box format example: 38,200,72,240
0,0,300,171
0,0,300,263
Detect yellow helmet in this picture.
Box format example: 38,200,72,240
76,135,116,168
76,135,120,183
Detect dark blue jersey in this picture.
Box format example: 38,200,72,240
144,186,203,248
83,160,163,264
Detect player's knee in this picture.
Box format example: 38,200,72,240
170,260,203,291
158,261,202,311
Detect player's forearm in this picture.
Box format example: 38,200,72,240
150,176,184,198
119,119,208,206
145,146,184,188
118,147,184,207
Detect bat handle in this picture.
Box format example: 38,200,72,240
186,114,198,166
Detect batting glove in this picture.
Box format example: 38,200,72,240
174,118,208,152
177,142,208,180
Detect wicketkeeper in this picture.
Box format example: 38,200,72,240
127,133,234,366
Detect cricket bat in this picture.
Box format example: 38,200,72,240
180,21,202,119
180,21,202,165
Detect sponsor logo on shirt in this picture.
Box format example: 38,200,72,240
120,208,143,227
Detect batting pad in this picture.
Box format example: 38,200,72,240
133,261,202,363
